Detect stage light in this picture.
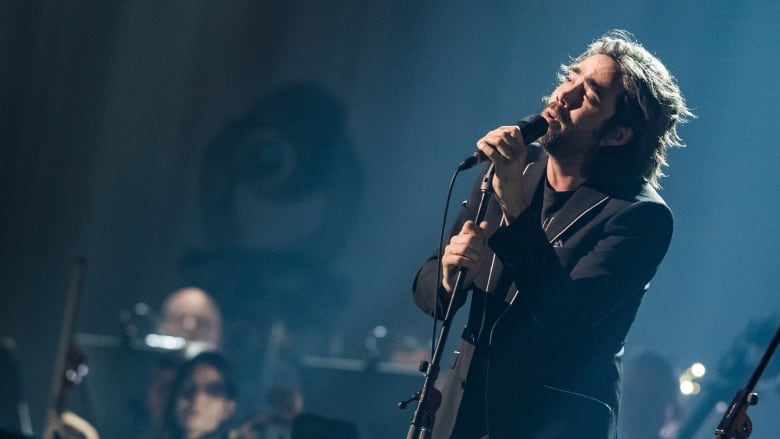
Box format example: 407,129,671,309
680,380,695,395
691,362,706,378
679,361,706,395
144,333,186,350
373,325,388,338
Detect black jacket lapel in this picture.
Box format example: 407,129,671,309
544,185,610,244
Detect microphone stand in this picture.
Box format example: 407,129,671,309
714,321,780,439
404,164,496,439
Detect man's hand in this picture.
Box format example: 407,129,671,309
475,125,530,222
441,220,489,293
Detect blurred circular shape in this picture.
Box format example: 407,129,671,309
198,83,362,258
690,362,706,378
679,380,694,395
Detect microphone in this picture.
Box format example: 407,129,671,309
457,114,549,171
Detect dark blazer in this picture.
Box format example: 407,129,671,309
413,149,673,439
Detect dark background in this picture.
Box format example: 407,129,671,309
2,1,780,438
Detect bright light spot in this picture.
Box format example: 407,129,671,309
680,380,695,395
691,362,706,378
145,334,186,350
134,302,150,315
65,370,79,383
372,325,388,338
715,401,728,413
184,341,212,358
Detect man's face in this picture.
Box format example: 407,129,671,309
540,54,625,163
175,363,236,437
160,288,222,347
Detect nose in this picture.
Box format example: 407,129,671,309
181,315,199,334
556,79,583,109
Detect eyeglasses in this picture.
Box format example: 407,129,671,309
179,380,227,400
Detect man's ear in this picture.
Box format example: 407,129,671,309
600,126,634,147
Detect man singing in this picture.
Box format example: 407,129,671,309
412,30,693,438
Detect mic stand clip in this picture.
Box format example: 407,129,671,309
714,321,780,439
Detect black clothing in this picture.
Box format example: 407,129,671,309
413,148,673,438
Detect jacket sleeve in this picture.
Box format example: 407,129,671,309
412,171,490,319
487,199,673,335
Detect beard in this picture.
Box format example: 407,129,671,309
539,126,598,169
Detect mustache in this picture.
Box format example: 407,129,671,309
544,102,569,125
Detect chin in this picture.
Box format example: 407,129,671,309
539,132,563,153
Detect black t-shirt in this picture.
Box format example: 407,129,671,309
530,177,575,232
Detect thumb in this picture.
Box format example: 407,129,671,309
460,220,477,235
461,220,489,238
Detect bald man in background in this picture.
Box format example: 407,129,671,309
159,287,223,351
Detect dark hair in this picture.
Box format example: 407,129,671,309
161,352,238,439
558,30,694,188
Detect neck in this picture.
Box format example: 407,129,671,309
546,156,585,192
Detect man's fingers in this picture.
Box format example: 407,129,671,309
477,126,524,162
442,220,491,292
461,220,488,238
459,220,476,234
444,241,479,263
